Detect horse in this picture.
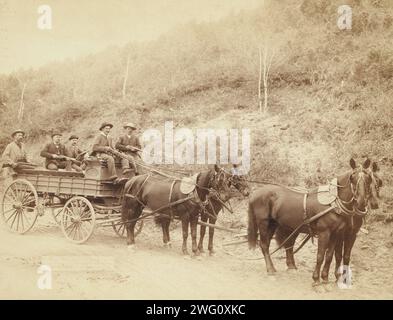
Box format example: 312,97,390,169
248,158,373,285
121,164,234,255
333,161,383,281
197,167,250,256
273,161,382,278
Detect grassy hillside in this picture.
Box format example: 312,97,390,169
0,0,392,212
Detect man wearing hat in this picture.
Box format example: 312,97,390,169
1,130,30,176
65,135,85,172
91,122,117,180
115,122,142,175
40,132,72,171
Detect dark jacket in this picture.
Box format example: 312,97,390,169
40,142,67,166
115,134,141,154
66,145,83,159
92,133,114,156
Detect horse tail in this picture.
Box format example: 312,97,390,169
248,202,258,249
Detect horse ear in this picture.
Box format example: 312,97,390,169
372,162,379,172
349,158,356,170
363,158,371,169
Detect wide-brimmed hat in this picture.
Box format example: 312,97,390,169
69,135,79,141
51,132,62,138
99,122,113,131
11,129,25,138
123,122,137,129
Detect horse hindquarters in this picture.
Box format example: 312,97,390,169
248,199,277,274
122,197,142,246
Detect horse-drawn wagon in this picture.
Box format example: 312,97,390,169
0,158,143,243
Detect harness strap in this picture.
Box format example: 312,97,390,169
303,192,314,241
168,180,176,220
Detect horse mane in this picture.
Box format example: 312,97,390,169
196,169,214,200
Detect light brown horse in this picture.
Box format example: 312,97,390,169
248,158,373,285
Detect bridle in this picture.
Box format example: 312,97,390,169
335,168,372,216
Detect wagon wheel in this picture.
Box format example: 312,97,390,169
112,219,144,238
1,179,39,234
60,196,96,244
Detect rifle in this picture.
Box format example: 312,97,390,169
57,155,82,166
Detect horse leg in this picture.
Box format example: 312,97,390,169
334,232,344,280
181,215,190,255
312,230,330,285
197,213,207,253
275,226,297,270
207,216,217,256
165,219,171,248
190,214,199,256
284,233,298,270
258,219,277,274
161,218,170,247
321,231,339,283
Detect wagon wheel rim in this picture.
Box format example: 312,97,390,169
1,179,39,234
112,219,144,238
60,196,95,244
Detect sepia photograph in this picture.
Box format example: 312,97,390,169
0,0,392,304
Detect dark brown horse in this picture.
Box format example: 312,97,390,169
121,165,234,255
248,158,373,285
333,161,382,280
274,161,382,281
197,169,250,255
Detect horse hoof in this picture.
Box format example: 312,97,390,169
183,255,191,260
163,242,172,249
323,282,334,292
287,267,297,272
127,244,136,251
209,251,216,257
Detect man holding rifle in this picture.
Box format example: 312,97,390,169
66,135,86,172
40,132,81,171
1,129,36,176
115,122,142,175
91,122,118,181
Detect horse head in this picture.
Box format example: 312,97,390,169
367,161,383,209
228,164,250,197
348,158,373,214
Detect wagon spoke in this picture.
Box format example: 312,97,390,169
15,210,21,232
19,211,25,231
5,188,18,203
21,191,34,205
5,209,18,223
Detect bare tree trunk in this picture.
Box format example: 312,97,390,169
263,47,268,113
260,45,274,113
122,53,130,100
258,47,262,113
18,83,26,122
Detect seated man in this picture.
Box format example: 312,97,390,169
40,132,72,171
66,135,85,172
1,129,34,176
115,122,142,175
91,122,118,181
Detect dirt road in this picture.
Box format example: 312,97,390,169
1,206,392,300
